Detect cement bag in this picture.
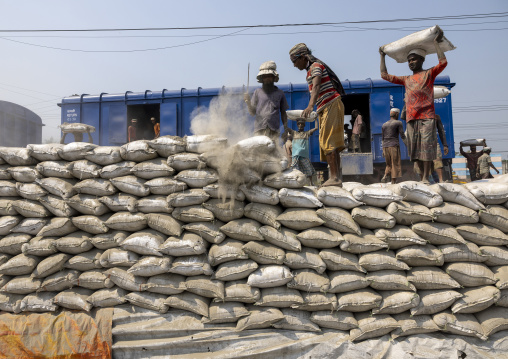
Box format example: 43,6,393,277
0,165,10,180
263,168,306,189
213,259,258,281
0,197,19,216
142,273,186,295
91,231,129,250
164,292,210,316
292,292,337,311
460,139,486,147
70,160,102,179
0,233,32,255
296,227,342,249
110,175,149,197
247,265,293,288
259,226,301,252
278,187,322,208
203,302,250,324
479,205,508,233
203,184,245,202
136,195,172,214
167,152,204,171
37,217,78,237
20,292,58,312
412,222,466,245
169,254,213,276
352,187,402,207
100,161,136,179
125,292,169,313
57,142,97,161
410,289,463,316
328,270,370,293
276,208,324,231
374,225,426,250
235,135,275,153
159,232,208,257
396,181,443,207
74,178,117,196
167,189,209,207
385,201,434,226
175,169,219,188
359,250,410,271
16,182,47,200
451,286,500,314
223,281,260,303
287,269,330,292
285,247,326,273
0,253,39,275
236,307,284,331
12,200,51,218
105,212,147,231
59,122,95,134
465,182,508,205
497,290,508,307
40,269,80,292
185,135,228,154
316,207,361,235
21,236,57,257
71,215,110,234
351,206,396,230
341,229,389,254
373,291,420,315
431,203,479,226
130,158,174,179
67,194,110,216
84,146,123,165
350,313,400,342
203,199,244,222
367,270,416,291
0,254,11,266
76,270,114,290
32,253,71,278
335,288,382,312
120,140,158,162
10,218,49,236
433,312,487,341
87,287,128,307
440,242,487,263
8,166,41,183
0,147,37,166
121,229,165,256
493,266,508,290
431,183,485,211
397,244,445,267
381,25,456,63
319,248,364,273
65,249,103,271
39,195,79,217
27,144,64,162
146,213,183,237
99,248,139,268
244,203,282,229
481,246,508,266
98,193,137,213
0,180,18,197
53,288,93,311
0,293,24,313
149,135,186,157
407,267,461,290
36,161,74,178
171,205,214,223
185,275,225,300
476,306,508,337
456,223,508,246
0,275,41,294
445,262,497,287
239,184,279,205
183,221,225,244
144,177,188,195
242,241,285,265
255,288,304,308
310,310,358,331
108,267,146,291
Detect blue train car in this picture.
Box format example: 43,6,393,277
0,100,44,147
59,76,455,180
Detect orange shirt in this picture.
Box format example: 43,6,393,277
128,126,136,142
154,123,160,138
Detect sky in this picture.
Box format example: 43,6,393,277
0,1,507,157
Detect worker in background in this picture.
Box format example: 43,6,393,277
282,130,293,164
350,109,363,153
379,27,448,184
287,118,318,185
128,119,137,142
344,124,353,152
477,147,499,179
290,43,346,187
60,128,93,144
381,108,406,183
151,117,160,139
460,144,484,182
244,61,289,144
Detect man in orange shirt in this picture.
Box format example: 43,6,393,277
128,119,137,142
151,117,160,138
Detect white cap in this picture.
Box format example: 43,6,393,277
257,61,279,83
390,108,400,114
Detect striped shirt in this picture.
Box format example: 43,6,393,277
306,62,340,112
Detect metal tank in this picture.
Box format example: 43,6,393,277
0,100,44,147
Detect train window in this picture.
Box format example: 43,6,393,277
126,104,160,141
341,94,371,153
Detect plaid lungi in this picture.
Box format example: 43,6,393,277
406,118,437,162
291,156,316,176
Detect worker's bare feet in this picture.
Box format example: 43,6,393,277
321,178,342,187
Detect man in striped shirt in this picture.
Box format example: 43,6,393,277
289,43,346,187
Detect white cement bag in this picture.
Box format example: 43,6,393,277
411,289,463,316
185,135,227,154
142,273,186,295
120,140,158,161
36,161,74,178
167,189,209,207
182,221,225,244
10,218,48,236
264,168,306,189
0,180,18,197
53,288,93,311
27,144,64,161
108,267,146,291
16,182,47,200
255,287,304,308
65,249,102,271
146,213,183,237
328,270,370,293
259,226,301,252
37,217,78,237
124,292,169,313
385,201,434,226
164,292,211,317
451,286,500,314
341,229,390,254
67,194,110,215
167,152,204,171
91,231,129,250
433,312,487,341
247,265,293,288
456,223,508,246
430,202,479,225
352,187,402,207
222,281,260,303
100,161,136,179
144,177,188,195
175,169,219,188
57,142,97,161
0,253,39,275
0,166,12,180
120,229,165,256
169,254,213,276
396,181,443,207
351,206,396,229
208,239,248,266
110,175,149,197
87,287,128,307
431,183,485,211
136,195,172,214
149,136,186,157
71,215,110,234
105,212,147,232
172,205,214,223
276,208,324,231
39,195,79,217
74,178,117,196
396,244,444,266
8,166,41,183
374,225,426,249
20,292,58,312
359,250,410,271
84,146,123,165
0,275,41,294
12,200,51,218
159,232,208,257
55,232,94,254
445,262,497,287
213,259,258,281
239,184,279,205
203,184,245,202
407,267,461,290
235,136,275,153
99,193,137,213
285,247,326,274
0,233,32,255
131,158,175,179
21,236,57,257
373,291,420,315
76,270,114,290
70,160,102,179
0,147,37,166
278,187,322,208
40,269,79,292
0,292,24,313
32,253,71,278
99,248,140,268
465,182,508,205
412,222,467,245
0,197,19,216
310,310,358,331
59,122,96,134
478,205,508,233
349,313,400,342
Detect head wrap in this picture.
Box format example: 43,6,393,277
289,43,310,62
484,147,492,152
407,48,427,59
131,119,137,123
256,61,279,83
390,108,400,114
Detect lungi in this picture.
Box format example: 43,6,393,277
406,118,437,162
382,146,402,178
291,156,316,176
318,97,345,161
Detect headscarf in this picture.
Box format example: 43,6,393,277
289,43,346,97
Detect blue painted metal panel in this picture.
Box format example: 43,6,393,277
341,153,374,175
82,103,100,144
160,102,177,136
369,92,390,163
108,104,127,145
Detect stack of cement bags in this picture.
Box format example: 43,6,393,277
1,137,508,342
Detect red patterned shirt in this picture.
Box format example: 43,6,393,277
307,62,340,112
382,58,447,122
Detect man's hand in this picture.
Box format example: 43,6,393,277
434,26,444,43
379,46,385,56
443,146,449,156
243,93,250,103
302,106,313,118
497,169,500,174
